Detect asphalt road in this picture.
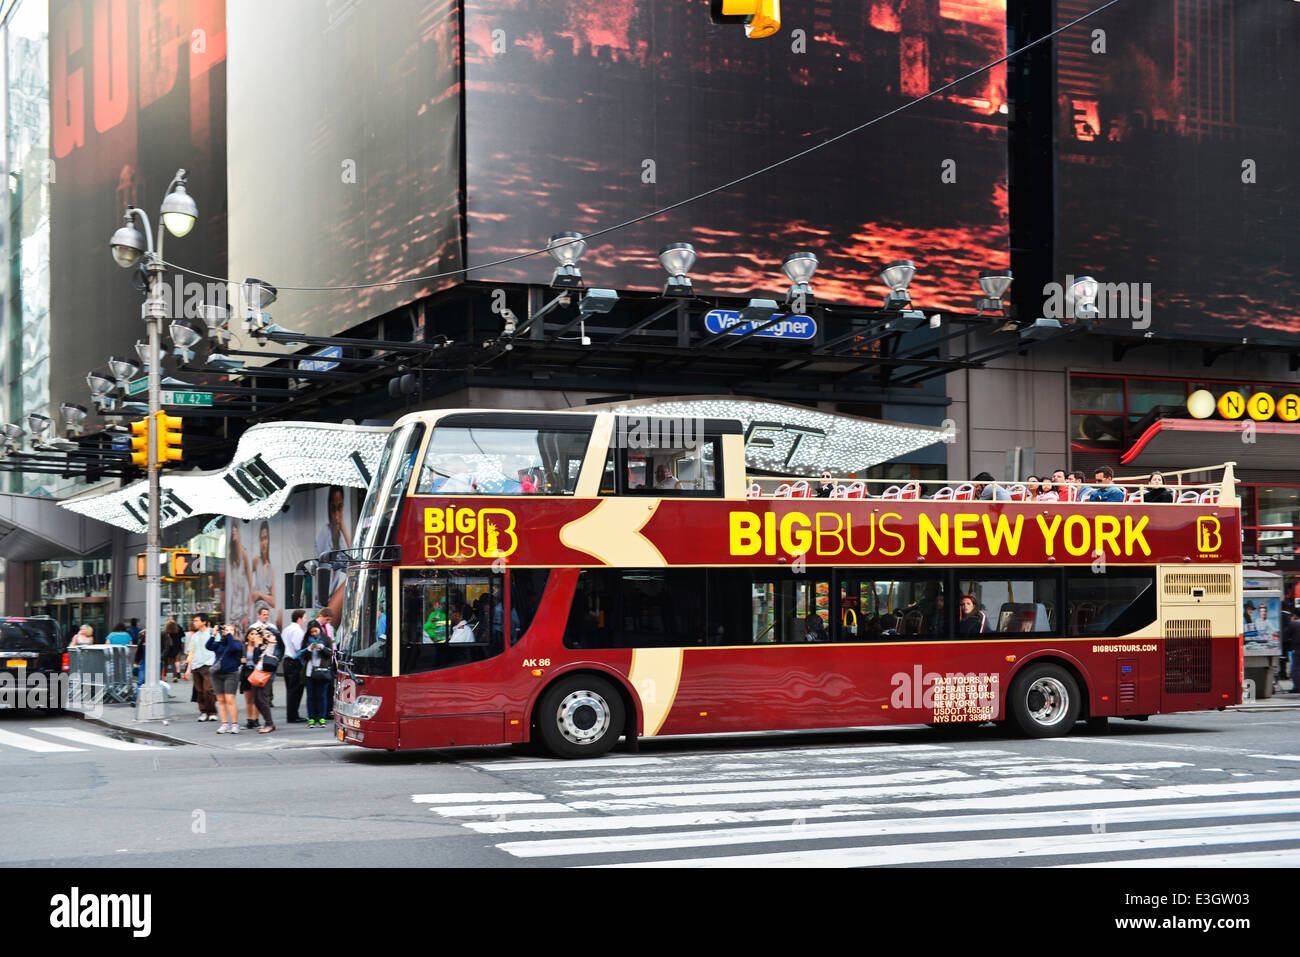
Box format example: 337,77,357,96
2,707,1299,869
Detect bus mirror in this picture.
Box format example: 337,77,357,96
290,571,310,608
317,567,334,605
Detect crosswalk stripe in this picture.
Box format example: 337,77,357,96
33,727,160,751
495,797,1300,859
470,757,669,771
561,768,965,798
0,728,84,753
1055,848,1300,867
469,743,962,771
412,791,543,804
430,802,577,818
1249,754,1300,762
465,779,1300,834
986,761,1190,774
587,820,1300,868
566,773,1104,810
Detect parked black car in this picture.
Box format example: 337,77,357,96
0,617,66,711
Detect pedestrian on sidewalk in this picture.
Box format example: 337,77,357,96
248,628,281,734
206,622,244,733
186,613,219,721
299,621,333,728
280,609,306,723
163,616,185,681
315,607,337,720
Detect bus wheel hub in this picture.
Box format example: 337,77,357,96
558,691,610,744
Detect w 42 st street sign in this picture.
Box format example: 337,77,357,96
161,390,213,407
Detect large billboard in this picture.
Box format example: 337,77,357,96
463,0,1010,309
1054,0,1300,344
49,0,227,415
225,0,463,340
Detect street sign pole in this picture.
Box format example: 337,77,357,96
137,244,167,722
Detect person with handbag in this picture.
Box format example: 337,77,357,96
298,621,334,728
239,628,265,730
247,628,281,733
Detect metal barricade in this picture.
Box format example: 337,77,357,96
67,645,135,706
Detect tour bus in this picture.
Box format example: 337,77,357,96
324,409,1242,758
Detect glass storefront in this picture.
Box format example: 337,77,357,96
31,555,111,640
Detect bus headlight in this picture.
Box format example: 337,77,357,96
354,696,383,720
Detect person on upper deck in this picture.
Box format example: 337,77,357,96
1036,476,1059,502
1083,466,1125,503
1142,471,1173,503
817,471,835,498
973,472,1010,501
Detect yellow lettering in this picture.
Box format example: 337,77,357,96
953,514,980,556
423,536,442,559
730,512,762,556
1125,515,1151,556
879,512,905,557
779,513,812,555
1036,513,1063,556
919,514,948,556
1094,515,1121,556
763,512,777,556
815,512,844,556
982,514,1024,555
845,513,876,556
456,509,475,534
1063,515,1090,556
424,508,445,534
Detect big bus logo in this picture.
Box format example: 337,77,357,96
423,507,518,561
1196,517,1222,554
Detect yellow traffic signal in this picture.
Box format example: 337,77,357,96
710,0,780,38
155,411,183,466
130,417,151,468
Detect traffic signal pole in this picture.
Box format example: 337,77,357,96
138,247,166,722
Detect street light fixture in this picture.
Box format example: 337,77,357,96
976,269,1013,314
107,355,141,386
1068,275,1099,321
659,243,696,297
25,413,50,446
169,318,205,362
107,166,197,722
86,370,116,398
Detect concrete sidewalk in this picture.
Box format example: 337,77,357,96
76,671,347,750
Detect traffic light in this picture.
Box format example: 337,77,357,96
155,411,183,466
169,551,200,580
136,553,148,579
130,417,152,468
710,0,780,38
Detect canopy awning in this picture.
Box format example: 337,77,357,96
0,492,113,561
1120,418,1300,471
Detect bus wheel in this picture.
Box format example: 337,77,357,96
1008,664,1080,738
536,676,625,759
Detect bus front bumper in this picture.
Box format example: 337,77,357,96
334,715,397,748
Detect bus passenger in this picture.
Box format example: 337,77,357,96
803,613,828,642
958,595,985,636
1142,471,1173,503
654,464,681,490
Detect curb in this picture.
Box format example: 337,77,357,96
72,710,204,748
71,707,348,751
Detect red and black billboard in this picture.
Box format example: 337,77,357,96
49,0,227,415
1054,0,1300,344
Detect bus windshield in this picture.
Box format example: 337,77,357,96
355,421,425,551
337,567,390,676
415,425,590,495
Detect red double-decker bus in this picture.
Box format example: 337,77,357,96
326,409,1242,758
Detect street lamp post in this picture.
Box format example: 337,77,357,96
109,169,198,721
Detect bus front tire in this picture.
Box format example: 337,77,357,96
1008,663,1080,738
535,675,625,759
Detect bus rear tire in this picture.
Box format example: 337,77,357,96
1008,663,1080,738
535,675,625,759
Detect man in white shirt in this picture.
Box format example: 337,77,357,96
185,613,219,721
280,609,307,723
448,604,476,643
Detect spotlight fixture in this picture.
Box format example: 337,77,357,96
109,212,146,269
578,288,619,317
244,277,278,333
1068,275,1099,320
2,423,24,452
976,269,1013,313
169,318,206,362
160,171,198,238
107,355,141,385
880,260,915,310
25,413,51,445
134,340,152,374
781,251,818,309
886,309,926,333
547,231,586,288
658,243,696,297
1019,317,1063,341
739,298,780,326
86,370,117,397
61,402,88,436
199,302,230,343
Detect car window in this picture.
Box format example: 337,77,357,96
0,620,58,651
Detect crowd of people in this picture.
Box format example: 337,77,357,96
814,465,1183,502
